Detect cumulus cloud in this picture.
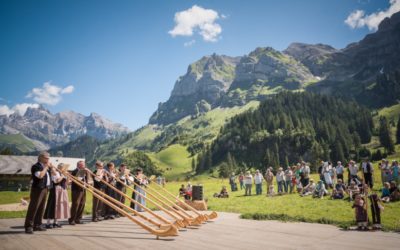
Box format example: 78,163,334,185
184,39,196,47
26,82,74,105
169,5,222,42
0,103,39,116
345,0,400,30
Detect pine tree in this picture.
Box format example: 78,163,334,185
396,115,400,144
379,116,395,154
191,158,196,172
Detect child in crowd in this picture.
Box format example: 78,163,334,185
381,182,391,202
352,194,368,230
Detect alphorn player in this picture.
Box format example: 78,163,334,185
115,163,133,207
130,167,148,212
24,151,53,234
92,161,107,222
69,160,91,225
104,162,118,219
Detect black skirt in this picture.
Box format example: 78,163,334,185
43,187,56,219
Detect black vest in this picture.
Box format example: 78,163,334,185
31,162,49,189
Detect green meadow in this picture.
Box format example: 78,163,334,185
1,168,399,232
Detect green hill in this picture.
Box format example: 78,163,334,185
0,134,38,153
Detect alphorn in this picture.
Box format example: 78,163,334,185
149,177,218,220
115,175,202,226
133,176,205,223
61,169,179,238
86,169,186,228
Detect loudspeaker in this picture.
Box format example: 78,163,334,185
192,185,203,201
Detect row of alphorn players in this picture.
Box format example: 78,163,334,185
90,161,148,222
24,151,149,233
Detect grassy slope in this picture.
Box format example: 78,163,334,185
147,144,192,180
0,134,37,152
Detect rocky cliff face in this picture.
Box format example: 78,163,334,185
149,54,240,125
306,11,400,107
0,106,130,149
148,11,400,125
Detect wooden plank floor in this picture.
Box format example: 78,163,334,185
0,212,399,250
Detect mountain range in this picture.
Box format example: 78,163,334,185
2,11,400,171
0,105,130,153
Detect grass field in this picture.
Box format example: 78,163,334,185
148,144,193,180
1,167,399,231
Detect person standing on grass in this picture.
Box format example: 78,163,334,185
336,161,344,182
301,161,310,188
361,158,374,189
348,160,359,185
254,170,264,195
392,160,399,186
238,172,244,190
284,166,293,193
379,159,390,185
24,151,52,234
265,168,274,196
244,171,253,196
276,167,285,194
229,172,237,192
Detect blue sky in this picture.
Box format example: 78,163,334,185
0,0,397,130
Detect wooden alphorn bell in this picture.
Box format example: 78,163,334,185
130,175,205,225
148,177,218,221
114,172,197,227
58,168,179,238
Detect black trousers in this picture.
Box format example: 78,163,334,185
70,189,86,223
92,187,105,219
364,173,373,188
24,187,48,229
115,185,126,208
371,204,381,224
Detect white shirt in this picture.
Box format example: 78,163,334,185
276,172,285,182
244,175,253,185
336,165,344,174
254,173,263,184
349,164,359,175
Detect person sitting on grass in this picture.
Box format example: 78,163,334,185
352,193,368,231
381,182,391,203
389,181,400,202
214,186,229,198
331,179,346,199
300,179,315,197
179,184,190,200
347,180,360,201
313,180,328,199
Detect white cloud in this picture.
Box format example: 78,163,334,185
345,0,400,30
26,82,74,105
184,39,196,47
169,5,222,42
0,103,39,116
